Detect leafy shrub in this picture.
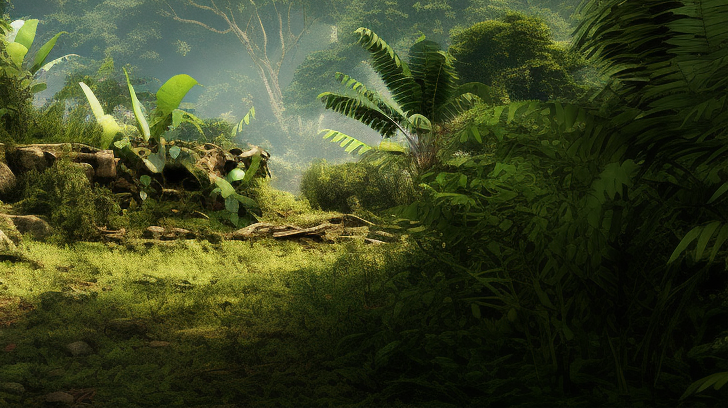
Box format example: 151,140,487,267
0,27,33,141
301,159,415,213
15,159,121,241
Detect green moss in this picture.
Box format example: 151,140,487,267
14,159,121,242
0,212,20,244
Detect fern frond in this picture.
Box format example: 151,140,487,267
319,129,372,155
231,106,256,137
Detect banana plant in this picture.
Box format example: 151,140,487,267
79,69,204,172
3,19,77,94
318,28,492,171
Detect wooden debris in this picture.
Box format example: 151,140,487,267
228,222,276,239
329,214,374,227
272,223,333,238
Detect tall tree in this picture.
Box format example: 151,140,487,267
163,0,315,129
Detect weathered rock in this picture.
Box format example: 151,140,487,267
66,340,93,357
2,214,52,240
0,162,16,195
93,149,117,178
72,162,95,182
105,318,148,338
45,391,75,405
170,227,194,239
0,382,25,394
10,146,52,173
0,230,16,251
0,216,20,245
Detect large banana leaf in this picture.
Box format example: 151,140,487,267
355,27,421,114
319,129,372,155
12,19,37,50
30,31,66,74
318,92,402,138
155,74,199,118
408,39,459,121
124,68,151,141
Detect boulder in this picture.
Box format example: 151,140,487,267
8,146,53,173
0,162,16,195
66,340,94,357
2,215,52,240
0,230,16,251
72,162,95,182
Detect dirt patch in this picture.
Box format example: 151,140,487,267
0,296,34,327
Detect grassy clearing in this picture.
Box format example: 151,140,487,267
0,238,413,407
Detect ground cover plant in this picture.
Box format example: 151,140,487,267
0,238,422,407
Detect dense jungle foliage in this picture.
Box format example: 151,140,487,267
1,0,727,407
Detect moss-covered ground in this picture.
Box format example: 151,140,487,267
0,231,416,407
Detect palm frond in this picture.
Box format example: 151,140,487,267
318,91,401,137
355,27,422,114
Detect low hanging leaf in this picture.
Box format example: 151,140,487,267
378,139,407,153
680,371,728,400
6,43,28,69
665,219,728,265
226,168,246,183
213,176,236,199
319,129,372,155
241,154,261,185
